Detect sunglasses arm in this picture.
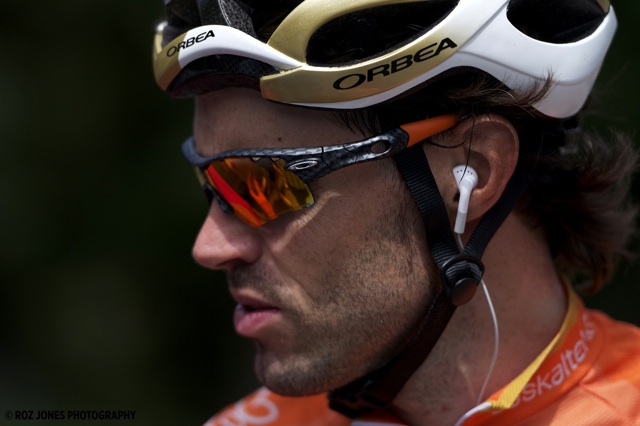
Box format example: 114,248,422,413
288,128,410,183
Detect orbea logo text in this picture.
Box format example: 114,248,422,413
166,30,215,57
332,37,457,91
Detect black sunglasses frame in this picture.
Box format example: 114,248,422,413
181,127,411,185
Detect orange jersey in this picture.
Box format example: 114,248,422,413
205,290,640,425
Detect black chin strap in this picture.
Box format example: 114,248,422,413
329,144,531,418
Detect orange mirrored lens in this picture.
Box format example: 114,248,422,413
204,157,314,227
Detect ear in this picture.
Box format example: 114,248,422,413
426,113,520,235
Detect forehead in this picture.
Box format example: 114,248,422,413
193,88,359,155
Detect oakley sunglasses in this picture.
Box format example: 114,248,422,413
182,114,457,227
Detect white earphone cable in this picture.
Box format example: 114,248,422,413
475,277,499,404
454,234,499,405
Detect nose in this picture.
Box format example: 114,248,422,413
192,203,263,271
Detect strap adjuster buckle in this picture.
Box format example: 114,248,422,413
440,254,485,306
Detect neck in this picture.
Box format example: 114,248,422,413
390,214,567,426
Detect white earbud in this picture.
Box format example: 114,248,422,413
453,165,478,234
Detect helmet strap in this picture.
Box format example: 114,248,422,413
329,143,530,417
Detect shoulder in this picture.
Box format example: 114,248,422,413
532,309,640,425
581,309,640,395
587,308,640,374
203,387,352,426
500,308,640,426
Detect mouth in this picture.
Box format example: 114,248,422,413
232,294,281,338
240,303,275,312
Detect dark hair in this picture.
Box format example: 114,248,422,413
522,125,637,294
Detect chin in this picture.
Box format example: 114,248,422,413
257,366,335,397
254,351,359,397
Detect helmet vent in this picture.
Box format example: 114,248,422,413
164,0,203,45
241,0,304,42
507,0,607,43
306,0,458,66
201,0,256,36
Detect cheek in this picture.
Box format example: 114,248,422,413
266,159,431,307
266,162,394,276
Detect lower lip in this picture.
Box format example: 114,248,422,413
233,305,280,337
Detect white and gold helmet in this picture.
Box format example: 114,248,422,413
153,0,616,119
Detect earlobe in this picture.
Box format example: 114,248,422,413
430,114,520,233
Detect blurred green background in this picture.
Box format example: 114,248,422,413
1,1,638,425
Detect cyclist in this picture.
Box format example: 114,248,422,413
152,0,640,424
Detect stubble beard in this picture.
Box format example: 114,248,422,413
230,181,437,397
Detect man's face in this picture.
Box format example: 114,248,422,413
192,88,436,396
